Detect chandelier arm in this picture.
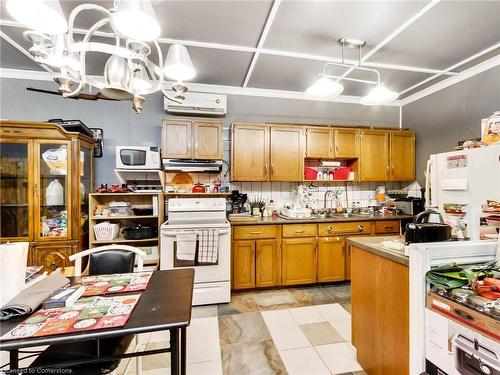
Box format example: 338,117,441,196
64,18,109,97
68,4,112,45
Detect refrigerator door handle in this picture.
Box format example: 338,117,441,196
424,158,437,209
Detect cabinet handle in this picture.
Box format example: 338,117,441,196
250,231,262,235
295,230,305,233
264,163,268,176
271,164,274,175
34,183,38,198
3,129,21,134
335,139,339,154
326,225,365,234
384,226,394,230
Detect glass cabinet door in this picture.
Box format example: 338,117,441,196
80,146,92,249
0,141,31,239
36,141,71,240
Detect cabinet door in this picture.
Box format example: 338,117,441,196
194,121,222,160
281,237,316,285
389,131,415,181
232,240,255,289
162,120,193,159
255,239,278,288
345,243,351,281
306,127,332,158
317,237,345,282
231,124,269,181
34,141,72,241
270,126,304,181
358,130,389,181
0,139,33,241
29,242,76,273
334,129,359,158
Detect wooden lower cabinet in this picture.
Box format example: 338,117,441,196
29,241,78,273
255,240,278,288
317,237,345,282
351,245,409,375
232,240,255,289
281,237,316,285
232,239,278,290
345,243,352,281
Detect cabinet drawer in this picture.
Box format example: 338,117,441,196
233,225,277,240
282,224,317,238
374,220,400,234
318,222,371,236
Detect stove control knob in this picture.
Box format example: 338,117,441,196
480,363,491,374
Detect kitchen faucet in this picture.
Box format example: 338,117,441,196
324,190,336,209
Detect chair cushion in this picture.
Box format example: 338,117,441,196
88,250,135,275
29,334,135,374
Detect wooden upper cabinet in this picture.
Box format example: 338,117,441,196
270,126,304,181
306,127,332,158
162,120,192,159
358,130,389,181
162,119,222,160
334,128,359,158
231,123,269,181
389,131,415,181
194,121,223,160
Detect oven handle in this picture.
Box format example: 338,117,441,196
162,229,229,236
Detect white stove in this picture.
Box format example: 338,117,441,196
160,198,231,305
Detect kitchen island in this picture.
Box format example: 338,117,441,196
347,236,409,375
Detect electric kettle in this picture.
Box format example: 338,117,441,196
405,209,452,244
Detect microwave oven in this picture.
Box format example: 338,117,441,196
115,146,161,169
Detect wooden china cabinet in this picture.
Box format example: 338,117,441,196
0,120,95,272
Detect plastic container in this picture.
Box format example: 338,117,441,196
46,179,64,206
108,206,131,216
333,167,351,180
94,221,119,241
304,167,318,180
132,206,154,216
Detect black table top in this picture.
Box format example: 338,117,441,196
0,269,194,350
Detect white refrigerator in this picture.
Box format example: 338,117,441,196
425,145,500,240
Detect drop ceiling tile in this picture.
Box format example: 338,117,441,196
0,37,44,71
264,1,428,57
367,1,500,70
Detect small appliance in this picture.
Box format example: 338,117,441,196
405,210,452,244
395,197,424,215
116,146,161,169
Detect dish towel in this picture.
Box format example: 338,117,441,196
176,232,198,261
198,229,219,264
0,271,69,320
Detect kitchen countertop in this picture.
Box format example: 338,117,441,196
229,213,414,226
346,236,409,266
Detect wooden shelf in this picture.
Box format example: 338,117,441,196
303,179,355,183
91,192,162,196
91,235,159,245
164,192,231,196
91,215,158,220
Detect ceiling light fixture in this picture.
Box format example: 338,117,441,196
305,38,398,105
7,0,195,113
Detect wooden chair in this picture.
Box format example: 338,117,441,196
31,245,148,375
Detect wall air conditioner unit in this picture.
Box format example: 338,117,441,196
165,92,227,116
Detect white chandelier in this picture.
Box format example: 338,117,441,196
305,38,398,105
6,0,196,113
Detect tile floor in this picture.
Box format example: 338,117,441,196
117,284,366,375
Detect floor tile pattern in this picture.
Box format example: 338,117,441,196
115,284,365,375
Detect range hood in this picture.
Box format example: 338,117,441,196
162,159,223,172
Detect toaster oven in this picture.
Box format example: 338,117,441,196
115,146,161,169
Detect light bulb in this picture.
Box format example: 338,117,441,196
163,44,196,81
7,0,67,35
305,77,344,100
361,84,398,105
112,0,161,41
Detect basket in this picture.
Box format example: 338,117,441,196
304,167,318,180
94,221,119,241
333,167,351,180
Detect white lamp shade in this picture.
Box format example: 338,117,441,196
305,77,344,100
163,44,196,81
101,55,134,100
112,0,161,41
360,84,398,105
7,0,67,35
132,69,153,94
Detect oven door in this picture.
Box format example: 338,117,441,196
160,226,230,284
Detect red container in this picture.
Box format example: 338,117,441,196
333,167,351,180
304,167,318,180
